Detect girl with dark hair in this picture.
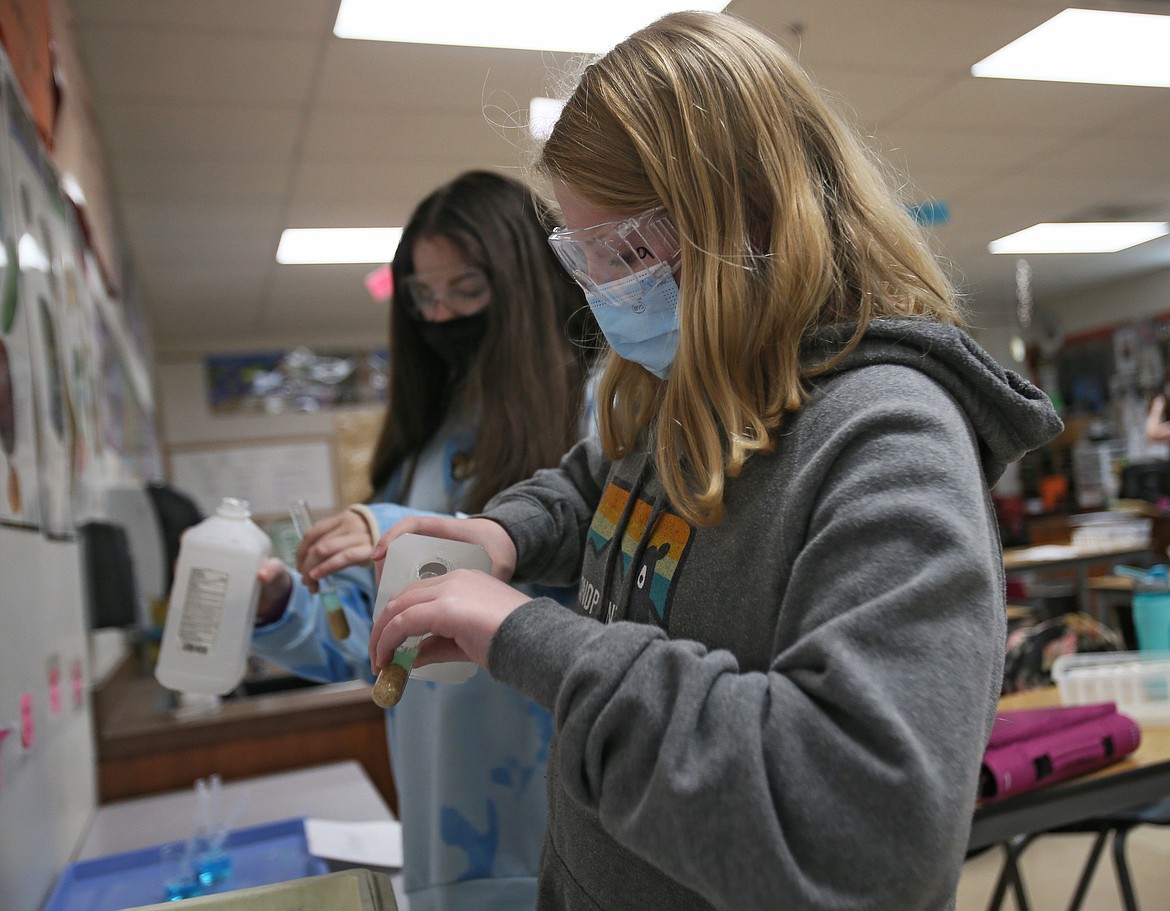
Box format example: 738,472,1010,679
251,170,599,911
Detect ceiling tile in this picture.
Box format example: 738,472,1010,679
313,39,569,113
97,101,304,159
112,157,293,203
731,0,1067,74
887,76,1165,133
58,0,1170,347
74,24,321,103
69,0,335,33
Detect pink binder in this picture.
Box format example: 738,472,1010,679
979,702,1142,803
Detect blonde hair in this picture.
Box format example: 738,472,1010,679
539,11,964,525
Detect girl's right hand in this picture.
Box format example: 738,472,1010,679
296,509,377,592
1148,394,1170,443
370,515,518,584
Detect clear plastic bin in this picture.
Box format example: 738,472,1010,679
41,818,329,911
124,869,397,910
1069,518,1151,551
1052,651,1170,724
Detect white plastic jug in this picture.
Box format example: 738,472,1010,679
155,497,272,695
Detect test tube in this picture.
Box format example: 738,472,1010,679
372,637,422,708
288,499,351,640
371,559,449,707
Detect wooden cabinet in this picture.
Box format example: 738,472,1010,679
93,658,397,815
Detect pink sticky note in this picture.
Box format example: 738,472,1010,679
364,264,393,302
20,692,34,749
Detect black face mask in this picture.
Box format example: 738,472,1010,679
416,311,489,376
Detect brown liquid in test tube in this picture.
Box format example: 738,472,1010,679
288,499,352,640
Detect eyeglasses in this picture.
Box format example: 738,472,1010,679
547,207,680,305
400,268,490,320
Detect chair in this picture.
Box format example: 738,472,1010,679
1059,796,1170,911
985,797,1170,911
144,481,204,593
77,521,139,629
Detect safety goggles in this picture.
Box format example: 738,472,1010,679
399,267,491,320
548,207,680,307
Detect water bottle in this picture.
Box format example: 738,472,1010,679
155,498,272,695
1132,565,1170,653
1116,564,1170,652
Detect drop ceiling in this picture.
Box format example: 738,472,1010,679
63,0,1170,352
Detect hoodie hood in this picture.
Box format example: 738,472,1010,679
802,318,1062,485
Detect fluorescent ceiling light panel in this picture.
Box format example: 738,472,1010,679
335,0,729,54
988,222,1169,254
529,97,566,141
17,233,49,272
972,9,1170,87
277,227,403,264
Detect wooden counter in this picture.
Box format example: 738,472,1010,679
93,657,396,814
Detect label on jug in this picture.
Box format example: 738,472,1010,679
177,567,231,654
155,497,272,696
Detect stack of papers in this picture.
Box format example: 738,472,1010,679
304,818,403,869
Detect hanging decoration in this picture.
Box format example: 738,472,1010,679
1015,258,1033,329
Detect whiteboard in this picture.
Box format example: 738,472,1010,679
169,439,337,519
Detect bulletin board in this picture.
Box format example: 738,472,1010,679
332,407,383,507
167,436,338,521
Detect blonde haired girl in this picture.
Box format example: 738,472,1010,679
370,12,1062,910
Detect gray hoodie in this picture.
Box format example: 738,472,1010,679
483,319,1062,911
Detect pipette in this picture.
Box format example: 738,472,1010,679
289,499,351,640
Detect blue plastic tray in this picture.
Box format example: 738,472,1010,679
42,817,329,911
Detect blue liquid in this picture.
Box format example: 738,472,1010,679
165,875,203,901
197,850,232,886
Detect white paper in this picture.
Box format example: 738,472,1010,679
1011,545,1082,560
304,818,404,869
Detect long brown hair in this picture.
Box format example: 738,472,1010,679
539,12,963,525
369,170,599,511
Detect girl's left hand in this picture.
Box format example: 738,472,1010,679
368,569,531,673
254,558,293,625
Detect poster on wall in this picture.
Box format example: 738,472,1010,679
0,0,57,147
62,248,109,519
59,222,106,521
115,262,162,482
4,69,73,536
90,288,162,486
92,297,127,473
205,347,389,414
0,69,40,528
169,438,337,519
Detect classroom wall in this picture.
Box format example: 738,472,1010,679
0,3,152,910
1043,267,1170,337
0,528,95,911
155,355,384,520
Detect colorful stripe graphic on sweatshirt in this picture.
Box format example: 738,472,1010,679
583,480,692,626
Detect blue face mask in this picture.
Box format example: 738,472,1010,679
586,267,680,379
